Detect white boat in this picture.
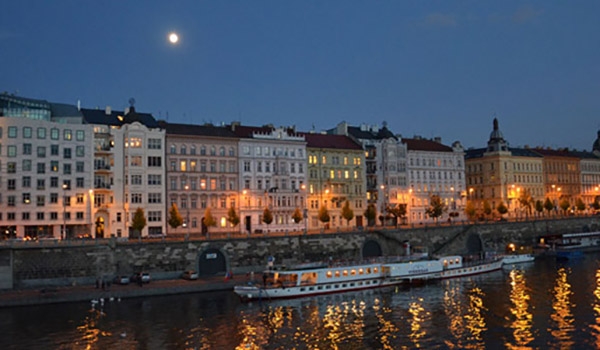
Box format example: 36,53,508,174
234,254,503,301
502,254,535,265
545,231,600,251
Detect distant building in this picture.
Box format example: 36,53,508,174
159,121,239,236
303,132,366,230
0,93,94,239
81,104,166,238
404,136,466,223
230,123,307,234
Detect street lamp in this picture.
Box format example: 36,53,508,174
62,184,68,240
184,185,190,241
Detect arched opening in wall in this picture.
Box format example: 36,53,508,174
198,248,226,276
362,240,382,258
466,233,483,254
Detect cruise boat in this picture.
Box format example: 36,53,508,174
234,254,503,301
502,254,535,265
543,231,600,251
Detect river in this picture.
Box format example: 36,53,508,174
1,253,600,349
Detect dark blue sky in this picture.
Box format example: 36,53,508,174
2,1,599,150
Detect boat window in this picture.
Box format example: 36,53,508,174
343,270,348,276
373,267,378,273
443,260,448,267
455,258,460,264
366,268,371,274
358,268,364,275
326,285,331,289
335,284,339,288
326,271,333,278
351,269,356,276
318,286,322,290
342,284,347,287
335,271,340,277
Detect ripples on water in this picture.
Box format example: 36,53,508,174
3,254,600,349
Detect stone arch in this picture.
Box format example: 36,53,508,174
197,247,227,276
362,239,383,258
466,233,483,254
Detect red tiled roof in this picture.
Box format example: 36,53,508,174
403,138,453,152
301,132,363,150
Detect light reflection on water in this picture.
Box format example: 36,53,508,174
4,255,600,349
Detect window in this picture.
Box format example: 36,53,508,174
51,145,59,156
23,160,32,172
148,193,162,203
7,179,16,190
51,161,59,172
131,175,142,185
37,179,45,190
64,129,72,141
50,177,58,188
50,128,59,140
37,146,46,158
63,148,71,159
7,145,16,157
148,211,162,222
148,174,161,185
22,176,31,188
170,144,176,154
76,162,84,173
23,143,32,155
76,146,85,157
76,178,84,188
37,163,45,174
148,138,161,149
63,163,71,174
8,126,17,138
76,194,84,204
131,156,142,166
8,162,16,173
76,130,85,141
131,193,143,203
148,156,162,167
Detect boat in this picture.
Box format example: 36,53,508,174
233,254,503,302
502,254,535,265
542,231,600,251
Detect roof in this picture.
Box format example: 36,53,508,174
403,138,453,152
50,103,82,117
530,148,579,158
465,148,486,159
159,121,237,138
509,148,544,158
301,132,363,150
344,125,398,141
228,124,301,139
81,107,159,128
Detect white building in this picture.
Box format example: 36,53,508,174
81,105,166,238
0,94,94,239
404,136,466,224
230,123,307,234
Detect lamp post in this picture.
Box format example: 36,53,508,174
184,185,190,241
62,184,68,240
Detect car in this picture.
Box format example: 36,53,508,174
113,275,130,285
182,270,199,280
131,272,151,284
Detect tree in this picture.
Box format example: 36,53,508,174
425,195,446,222
131,207,147,238
262,207,273,225
168,203,184,229
535,200,544,217
559,198,570,215
341,201,355,226
318,205,330,227
465,201,477,221
518,189,534,217
385,203,406,226
544,197,554,215
593,196,600,211
364,204,377,226
203,207,217,232
575,198,586,213
292,207,303,224
497,202,508,217
483,200,492,218
227,207,240,228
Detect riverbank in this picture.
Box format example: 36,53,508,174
0,274,245,308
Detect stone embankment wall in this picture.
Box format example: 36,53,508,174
3,217,598,289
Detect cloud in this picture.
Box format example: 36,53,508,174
423,13,457,27
512,5,543,24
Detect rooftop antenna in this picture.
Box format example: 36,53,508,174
129,98,136,107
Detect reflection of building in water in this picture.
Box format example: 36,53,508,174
408,297,428,346
592,269,600,346
443,282,487,349
550,267,575,348
507,269,534,349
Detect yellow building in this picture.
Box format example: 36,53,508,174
304,133,366,230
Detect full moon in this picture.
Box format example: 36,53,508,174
168,32,179,44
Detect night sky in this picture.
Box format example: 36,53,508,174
2,1,599,150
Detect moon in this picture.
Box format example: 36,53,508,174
168,32,179,44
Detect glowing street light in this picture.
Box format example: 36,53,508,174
62,183,68,240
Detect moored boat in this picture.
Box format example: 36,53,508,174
234,254,503,302
502,254,535,265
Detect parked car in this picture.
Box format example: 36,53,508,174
113,275,130,285
182,270,199,280
131,272,151,284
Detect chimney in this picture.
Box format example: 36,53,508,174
105,106,111,115
433,136,442,143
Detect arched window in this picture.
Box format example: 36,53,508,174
170,144,176,154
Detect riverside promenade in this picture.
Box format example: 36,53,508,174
0,274,246,308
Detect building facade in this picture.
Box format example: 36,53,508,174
304,132,366,230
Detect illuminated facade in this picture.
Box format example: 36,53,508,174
160,122,239,236
304,132,366,230
0,94,94,239
404,137,466,223
231,123,307,234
